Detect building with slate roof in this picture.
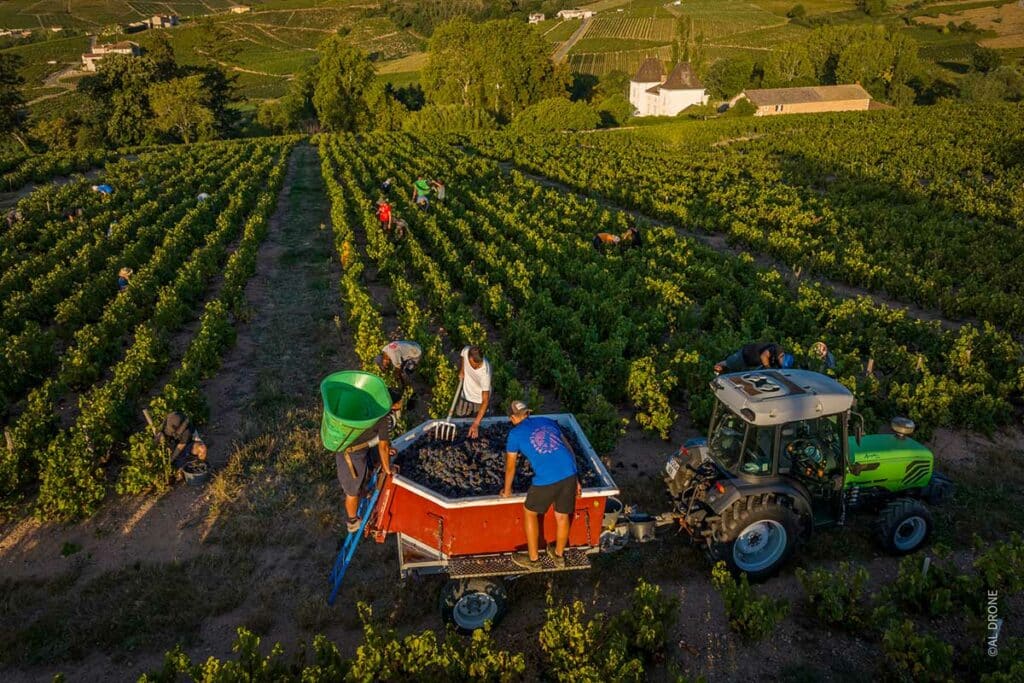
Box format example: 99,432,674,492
629,58,707,116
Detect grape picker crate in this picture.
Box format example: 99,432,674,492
367,414,619,577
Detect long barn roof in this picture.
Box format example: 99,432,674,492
743,84,871,106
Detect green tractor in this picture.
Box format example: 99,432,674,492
665,369,953,580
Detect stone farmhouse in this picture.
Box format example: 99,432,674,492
732,84,874,116
148,15,179,29
81,41,142,72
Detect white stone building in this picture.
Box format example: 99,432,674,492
81,41,142,72
629,58,708,117
556,9,596,19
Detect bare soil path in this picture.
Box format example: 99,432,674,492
552,16,593,63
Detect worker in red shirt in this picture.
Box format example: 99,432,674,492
375,198,393,235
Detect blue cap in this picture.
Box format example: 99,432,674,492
781,353,795,368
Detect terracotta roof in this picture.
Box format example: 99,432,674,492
743,84,871,106
660,62,703,90
632,57,663,83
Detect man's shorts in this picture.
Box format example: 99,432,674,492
525,475,577,515
335,449,370,498
453,396,483,418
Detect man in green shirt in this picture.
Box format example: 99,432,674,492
412,176,431,210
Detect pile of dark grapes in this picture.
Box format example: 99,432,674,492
397,422,602,499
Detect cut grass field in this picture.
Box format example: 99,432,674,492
538,17,582,43
914,2,1024,49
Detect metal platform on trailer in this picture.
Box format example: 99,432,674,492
397,532,594,578
449,547,592,578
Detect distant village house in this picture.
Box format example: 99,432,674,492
629,58,708,117
149,15,179,29
556,9,596,19
731,84,874,116
81,41,142,72
230,5,252,13
529,12,546,24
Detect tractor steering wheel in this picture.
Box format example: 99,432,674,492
787,439,825,478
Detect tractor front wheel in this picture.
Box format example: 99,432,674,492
439,578,508,633
709,495,802,581
875,498,933,554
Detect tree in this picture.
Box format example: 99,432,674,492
799,25,921,102
595,70,630,99
856,0,887,17
510,97,601,132
148,32,177,80
149,75,217,144
423,17,568,121
30,117,76,150
971,46,1001,74
0,53,26,149
960,67,1024,103
257,68,315,133
594,94,632,127
787,4,807,20
762,44,815,87
703,58,757,99
310,35,376,132
834,29,920,102
725,97,756,116
366,82,409,131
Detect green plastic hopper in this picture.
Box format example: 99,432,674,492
320,371,392,452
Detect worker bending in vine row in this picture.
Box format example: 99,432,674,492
714,342,794,375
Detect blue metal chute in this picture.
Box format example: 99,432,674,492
327,469,383,606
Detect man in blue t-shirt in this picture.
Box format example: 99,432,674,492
500,401,580,570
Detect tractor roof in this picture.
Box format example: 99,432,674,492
711,370,853,426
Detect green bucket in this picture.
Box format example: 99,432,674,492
319,371,392,452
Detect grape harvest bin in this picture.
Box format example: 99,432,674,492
329,414,619,630
370,414,619,576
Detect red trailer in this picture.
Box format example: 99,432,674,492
341,413,620,631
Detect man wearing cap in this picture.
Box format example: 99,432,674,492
501,402,580,570
456,345,491,439
807,341,837,375
375,339,422,393
335,389,403,533
714,342,793,375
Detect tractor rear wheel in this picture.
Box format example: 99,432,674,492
875,498,933,554
439,578,508,633
709,494,802,581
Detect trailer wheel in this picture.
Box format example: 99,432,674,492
439,578,508,633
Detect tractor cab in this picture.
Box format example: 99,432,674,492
706,369,854,520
